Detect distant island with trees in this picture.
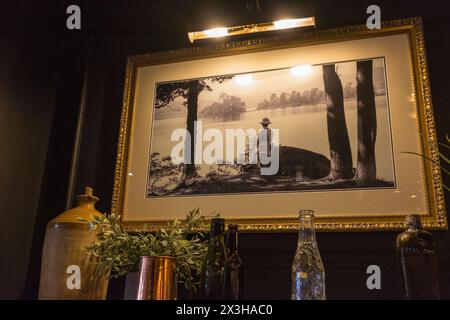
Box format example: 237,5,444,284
257,82,385,111
199,93,246,121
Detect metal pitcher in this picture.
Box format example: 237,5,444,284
136,256,177,300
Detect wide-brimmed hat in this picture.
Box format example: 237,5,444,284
260,117,272,125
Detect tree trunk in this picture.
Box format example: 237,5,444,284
322,64,353,180
355,60,377,186
184,80,200,179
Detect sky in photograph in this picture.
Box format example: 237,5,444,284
154,58,385,117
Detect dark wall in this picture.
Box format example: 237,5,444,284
0,1,88,299
73,0,450,300
0,33,60,299
3,0,449,299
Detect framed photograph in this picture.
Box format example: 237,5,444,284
112,17,447,232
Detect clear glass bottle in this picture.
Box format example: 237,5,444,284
396,214,440,299
291,210,326,300
200,218,228,300
226,224,243,300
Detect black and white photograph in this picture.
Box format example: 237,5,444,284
4,1,450,302
148,58,395,196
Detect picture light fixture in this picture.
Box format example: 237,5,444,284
188,16,315,43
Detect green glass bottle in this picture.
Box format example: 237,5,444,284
396,214,440,299
200,218,228,300
226,224,243,300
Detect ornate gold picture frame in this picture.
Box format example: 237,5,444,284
112,17,447,232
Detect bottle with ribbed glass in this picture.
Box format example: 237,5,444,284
396,214,440,299
226,224,243,300
200,218,228,300
291,210,325,300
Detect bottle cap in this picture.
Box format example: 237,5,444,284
75,186,99,205
405,214,423,229
210,218,225,234
298,209,314,218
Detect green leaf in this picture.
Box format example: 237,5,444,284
83,207,213,292
439,143,450,150
439,151,450,166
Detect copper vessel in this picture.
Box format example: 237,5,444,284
136,256,177,300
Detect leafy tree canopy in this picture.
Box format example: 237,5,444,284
200,93,246,120
155,76,232,109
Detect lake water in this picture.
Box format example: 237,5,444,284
151,96,395,181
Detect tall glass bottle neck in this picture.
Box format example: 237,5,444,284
210,218,225,239
228,230,238,254
297,213,316,243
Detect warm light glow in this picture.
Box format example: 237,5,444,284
234,74,254,86
203,27,228,37
290,65,313,77
274,18,307,30
187,17,315,43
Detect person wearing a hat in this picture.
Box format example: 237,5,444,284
260,117,272,126
258,117,272,170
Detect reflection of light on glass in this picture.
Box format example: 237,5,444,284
203,27,228,37
411,194,417,198
290,65,313,77
274,19,304,30
128,172,134,176
234,74,254,86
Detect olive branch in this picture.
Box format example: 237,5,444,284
82,208,213,292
